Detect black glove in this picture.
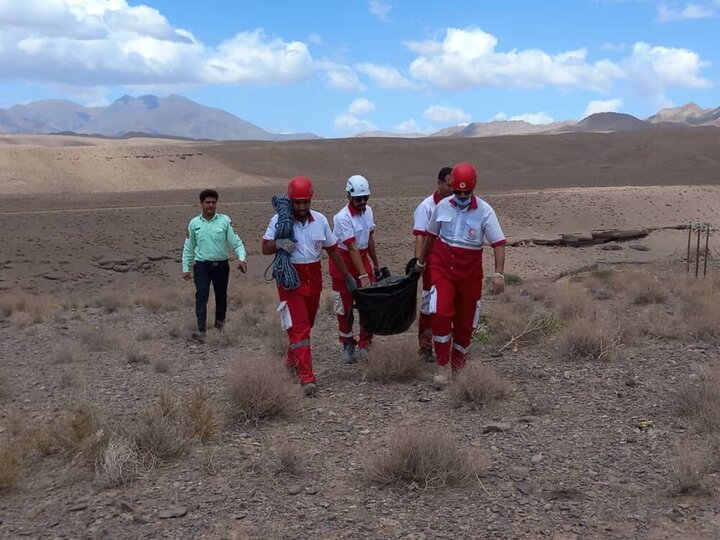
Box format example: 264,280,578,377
405,258,419,275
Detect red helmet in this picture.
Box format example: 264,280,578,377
287,176,314,200
450,162,477,192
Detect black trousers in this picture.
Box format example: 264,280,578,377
193,260,229,332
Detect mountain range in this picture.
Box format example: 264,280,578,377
0,95,718,141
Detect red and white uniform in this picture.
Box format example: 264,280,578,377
425,196,506,370
413,192,445,351
263,210,338,384
328,203,376,348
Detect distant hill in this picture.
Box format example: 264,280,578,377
557,112,650,133
0,95,319,141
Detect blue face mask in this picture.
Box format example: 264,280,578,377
453,195,472,207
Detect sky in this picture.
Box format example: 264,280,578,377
0,0,719,137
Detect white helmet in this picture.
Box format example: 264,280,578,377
346,174,371,197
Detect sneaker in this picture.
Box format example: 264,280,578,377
353,347,369,363
191,332,206,343
341,343,356,364
419,347,435,363
432,364,450,390
302,382,317,397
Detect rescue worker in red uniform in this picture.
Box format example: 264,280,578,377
414,163,507,386
262,176,354,396
412,166,454,362
329,175,381,363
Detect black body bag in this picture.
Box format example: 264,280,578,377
352,263,420,336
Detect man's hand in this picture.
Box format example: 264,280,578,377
237,261,247,274
412,260,426,274
491,274,505,294
276,239,295,253
373,266,382,281
358,274,371,288
183,272,192,281
345,274,357,292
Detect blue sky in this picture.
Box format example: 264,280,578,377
0,0,718,136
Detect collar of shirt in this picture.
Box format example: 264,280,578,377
433,191,442,204
199,213,220,222
296,212,315,223
449,196,479,210
347,203,364,217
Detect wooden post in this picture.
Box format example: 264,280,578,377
695,224,701,278
687,222,692,273
704,224,710,278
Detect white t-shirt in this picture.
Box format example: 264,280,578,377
333,204,375,251
426,196,505,251
263,210,337,264
413,192,444,236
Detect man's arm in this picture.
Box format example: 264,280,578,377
491,244,506,294
414,234,437,272
226,220,247,273
414,235,424,259
346,241,370,287
182,225,196,280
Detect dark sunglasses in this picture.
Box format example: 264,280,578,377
453,190,472,196
352,195,369,202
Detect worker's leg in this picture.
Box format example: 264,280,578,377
280,291,316,385
210,260,230,329
193,262,211,333
331,277,356,346
431,273,456,367
451,277,483,372
357,255,376,351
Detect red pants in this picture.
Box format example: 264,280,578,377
329,249,375,348
278,263,322,384
431,268,483,371
418,265,433,351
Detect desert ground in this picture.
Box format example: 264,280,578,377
1,132,720,539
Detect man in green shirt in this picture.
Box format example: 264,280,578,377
182,189,247,341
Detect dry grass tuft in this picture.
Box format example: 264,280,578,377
362,343,422,384
0,291,56,325
206,319,242,348
273,440,304,476
678,367,720,433
546,282,594,320
0,442,23,493
364,424,486,489
672,443,712,495
488,291,562,350
134,391,192,461
153,357,171,374
95,436,140,487
185,386,218,444
92,290,132,313
133,287,185,313
227,357,297,426
265,326,289,359
169,317,197,339
52,341,84,364
558,318,622,361
624,272,669,305
124,343,149,365
447,364,512,409
80,327,121,351
54,402,106,464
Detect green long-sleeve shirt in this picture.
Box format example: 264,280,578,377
182,213,246,272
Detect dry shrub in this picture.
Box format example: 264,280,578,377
447,364,512,409
134,391,192,462
54,402,106,464
0,442,23,492
136,329,154,341
610,271,668,305
364,424,486,489
362,343,421,383
546,282,593,320
682,295,720,342
672,443,712,495
558,318,622,361
95,436,140,487
274,440,304,476
489,291,562,349
227,357,297,426
265,325,289,359
52,341,84,364
124,343,149,365
0,291,56,325
133,287,185,313
80,327,121,351
92,290,132,313
206,318,243,348
185,386,218,443
678,367,720,433
169,317,196,338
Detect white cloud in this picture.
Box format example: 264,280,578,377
585,98,623,116
369,0,391,21
348,98,375,115
405,27,710,96
0,0,357,89
316,62,366,91
510,112,555,124
493,111,554,124
423,105,471,123
394,118,423,134
308,33,324,45
334,112,376,133
657,2,717,21
356,63,416,89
